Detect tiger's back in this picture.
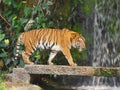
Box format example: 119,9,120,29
22,29,63,50
15,28,86,66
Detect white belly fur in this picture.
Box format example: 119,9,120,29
51,44,61,51
37,41,61,51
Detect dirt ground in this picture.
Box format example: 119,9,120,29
5,81,30,88
5,81,43,90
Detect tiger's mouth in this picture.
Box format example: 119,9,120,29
79,48,82,52
78,47,86,52
74,44,84,52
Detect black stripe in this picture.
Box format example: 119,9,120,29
46,42,48,47
51,50,57,53
37,30,43,40
42,41,46,49
50,43,55,48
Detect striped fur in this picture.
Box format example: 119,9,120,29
15,28,85,66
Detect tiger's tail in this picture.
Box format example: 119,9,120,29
13,34,23,62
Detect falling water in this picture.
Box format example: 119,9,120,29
74,0,120,90
92,0,120,88
93,0,120,67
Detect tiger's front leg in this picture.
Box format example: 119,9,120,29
48,51,58,65
22,50,34,65
62,48,77,66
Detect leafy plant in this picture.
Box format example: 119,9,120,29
0,72,7,90
0,82,6,90
0,0,54,71
0,34,5,42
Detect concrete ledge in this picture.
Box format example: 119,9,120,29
12,68,30,83
12,65,120,83
25,65,120,76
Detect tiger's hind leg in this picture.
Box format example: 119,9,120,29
22,50,34,65
48,51,58,65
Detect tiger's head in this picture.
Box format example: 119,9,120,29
70,32,86,52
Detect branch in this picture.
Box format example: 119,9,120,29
37,0,45,17
24,18,35,31
0,13,11,26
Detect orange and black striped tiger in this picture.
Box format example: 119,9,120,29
15,28,86,66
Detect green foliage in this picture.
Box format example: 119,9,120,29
0,0,54,71
0,34,5,42
95,69,118,77
83,0,93,14
72,24,83,34
117,46,120,53
71,48,87,66
72,0,93,15
0,72,7,90
0,82,6,90
73,0,84,6
83,4,90,14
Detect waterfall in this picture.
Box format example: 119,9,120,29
75,0,120,89
92,0,120,87
93,0,120,67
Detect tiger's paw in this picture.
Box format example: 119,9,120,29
48,62,54,65
30,62,34,65
70,63,77,66
25,61,34,65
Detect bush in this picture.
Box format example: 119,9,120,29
0,0,54,71
0,82,6,90
0,72,6,90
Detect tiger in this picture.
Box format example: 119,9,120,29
14,28,86,66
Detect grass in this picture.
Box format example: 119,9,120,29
0,82,6,90
0,71,7,90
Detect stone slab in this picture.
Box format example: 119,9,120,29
24,65,120,76
12,68,30,83
12,65,120,83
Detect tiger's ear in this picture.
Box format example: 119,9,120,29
79,34,85,41
70,33,77,42
71,32,77,39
